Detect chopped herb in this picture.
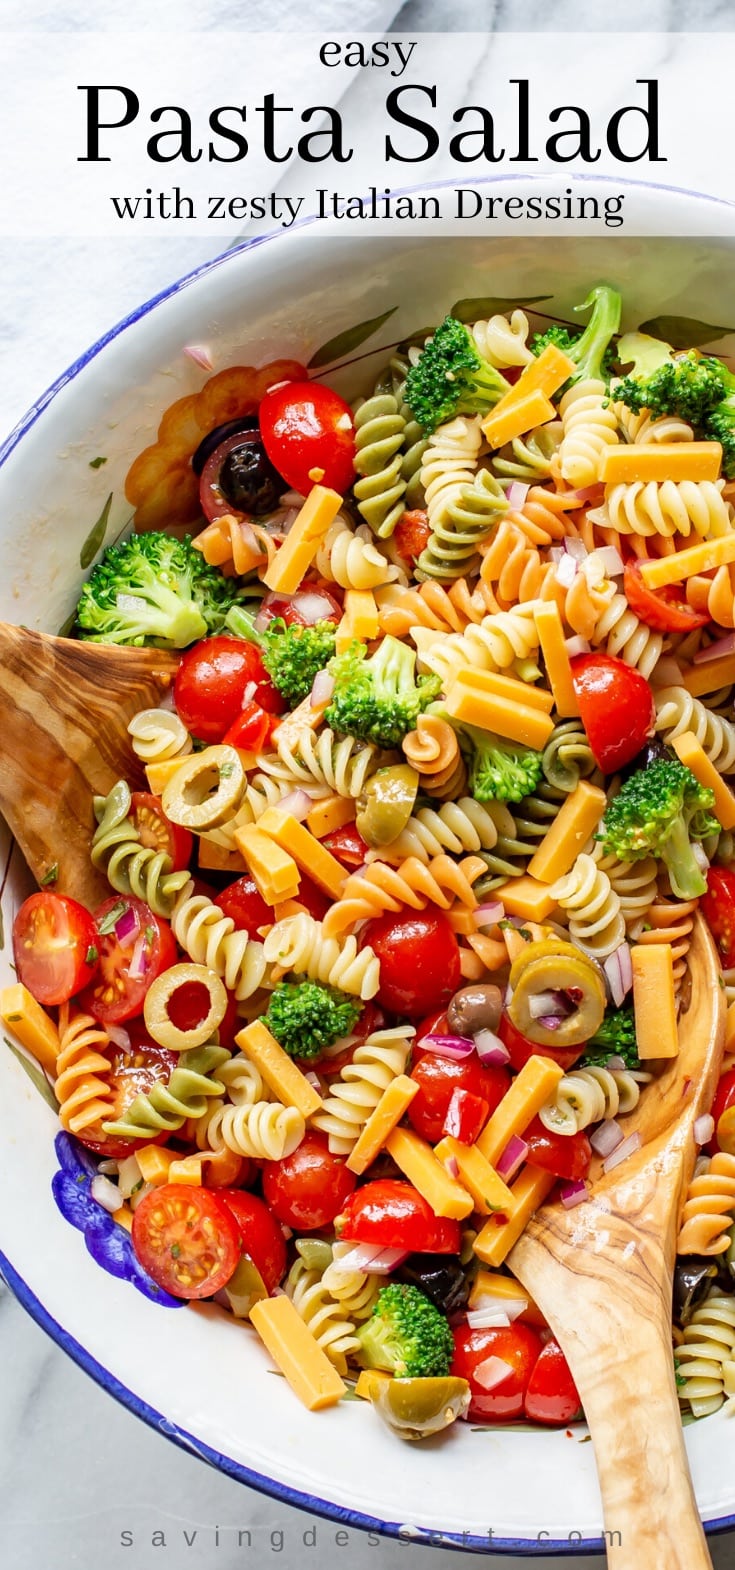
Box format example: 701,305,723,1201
85,945,99,966
145,925,154,943
170,1243,181,1258
40,864,59,887
89,456,108,469
6,1014,21,1022
97,899,128,935
131,1178,143,1194
220,762,235,778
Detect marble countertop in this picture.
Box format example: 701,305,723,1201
4,6,735,1567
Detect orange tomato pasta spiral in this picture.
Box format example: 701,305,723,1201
402,714,467,799
677,1153,735,1256
55,1005,115,1137
635,898,698,1000
322,854,485,938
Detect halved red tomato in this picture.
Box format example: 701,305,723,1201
338,1178,461,1254
76,1018,178,1158
218,1189,287,1292
571,652,655,773
130,792,193,872
320,824,369,870
524,1339,582,1425
78,896,176,1025
498,1013,583,1074
523,1115,592,1181
259,380,356,495
173,635,284,744
701,867,735,969
624,560,710,634
12,891,98,1006
132,1184,241,1299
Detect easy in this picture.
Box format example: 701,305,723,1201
319,40,418,79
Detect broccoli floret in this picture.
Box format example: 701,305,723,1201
264,979,361,1061
459,721,544,805
532,285,621,387
581,1006,640,1069
356,1282,454,1379
615,351,732,425
75,532,241,648
404,315,510,433
706,393,735,479
325,635,441,750
599,757,718,901
226,605,336,709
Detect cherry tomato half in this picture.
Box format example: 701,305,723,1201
130,792,193,873
451,1321,544,1422
524,1339,582,1426
498,1012,583,1075
701,867,735,969
393,509,431,565
361,909,462,1019
259,380,356,496
320,824,369,870
442,1088,490,1145
262,1133,356,1231
339,1178,462,1254
132,1184,241,1299
78,896,177,1026
623,560,710,635
571,652,655,773
174,635,283,744
214,875,273,937
523,1115,592,1182
407,1050,510,1145
12,892,98,1006
217,1189,287,1292
709,1068,735,1156
222,700,276,754
76,1019,178,1158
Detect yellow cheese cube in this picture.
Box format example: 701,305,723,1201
306,795,357,839
135,1145,178,1186
473,1166,556,1267
271,695,328,747
335,589,379,655
631,944,678,1059
599,442,722,485
477,1055,565,1167
385,1127,474,1219
469,1268,546,1327
145,759,188,796
256,808,348,901
528,781,608,884
198,840,247,874
640,533,735,590
235,1020,322,1118
263,485,343,595
481,389,557,449
249,1293,346,1410
683,653,735,699
112,1206,133,1233
492,875,558,923
0,983,60,1076
355,1368,391,1400
670,730,735,831
433,1136,513,1217
533,603,580,718
233,825,301,905
346,1075,419,1175
445,665,554,713
168,1154,205,1186
497,342,576,406
445,678,554,749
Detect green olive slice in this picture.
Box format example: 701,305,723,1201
359,1373,471,1439
508,948,605,1048
143,962,227,1050
356,765,420,848
162,744,244,831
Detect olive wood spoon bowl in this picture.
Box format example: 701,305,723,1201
0,623,177,908
509,915,725,1570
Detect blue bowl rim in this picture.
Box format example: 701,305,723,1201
2,170,735,1555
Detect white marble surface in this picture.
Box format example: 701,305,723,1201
4,5,735,1567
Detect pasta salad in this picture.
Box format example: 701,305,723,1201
5,282,735,1439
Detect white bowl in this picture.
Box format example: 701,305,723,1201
2,179,735,1554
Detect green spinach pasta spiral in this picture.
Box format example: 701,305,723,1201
92,780,191,917
102,1043,230,1139
352,392,408,538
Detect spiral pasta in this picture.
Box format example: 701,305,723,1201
539,1064,647,1135
91,781,192,918
201,772,291,850
635,898,698,1000
687,564,735,630
550,852,626,959
127,707,192,766
677,1153,735,1256
655,687,735,773
590,845,658,936
376,579,477,638
492,424,563,483
557,378,619,487
541,721,597,793
471,311,534,369
352,393,408,537
416,467,508,582
420,415,482,528
611,401,694,446
263,914,380,999
101,1044,230,1140
285,1249,364,1374
312,1026,414,1153
321,1241,381,1322
314,514,400,592
54,1007,114,1137
585,589,664,680
479,519,558,613
377,797,504,866
412,604,541,688
591,480,732,541
323,853,484,937
402,714,467,799
676,1292,735,1417
202,1098,305,1160
256,727,380,800
171,887,269,1000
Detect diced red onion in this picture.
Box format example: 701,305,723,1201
602,1130,642,1172
473,1355,514,1392
183,343,214,371
538,1015,561,1031
421,1033,475,1061
444,1155,460,1179
278,789,312,822
467,1308,512,1329
693,633,735,664
469,1294,528,1324
473,1029,510,1066
327,1243,408,1275
589,546,624,577
294,590,339,626
105,1023,131,1052
563,537,590,562
91,1174,122,1214
304,1071,322,1092
692,843,710,875
650,656,684,688
549,546,564,565
606,1055,626,1072
560,1179,589,1209
241,681,257,706
504,984,513,1005
473,901,504,928
254,604,272,633
556,553,578,588
528,990,573,1021
127,931,149,981
114,905,140,948
310,669,335,706
280,1224,293,1239
564,635,591,658
604,944,633,1008
694,1114,715,1146
496,1134,528,1181
506,481,530,509
590,1118,624,1157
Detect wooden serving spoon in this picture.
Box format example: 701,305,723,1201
509,915,725,1570
0,624,177,909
